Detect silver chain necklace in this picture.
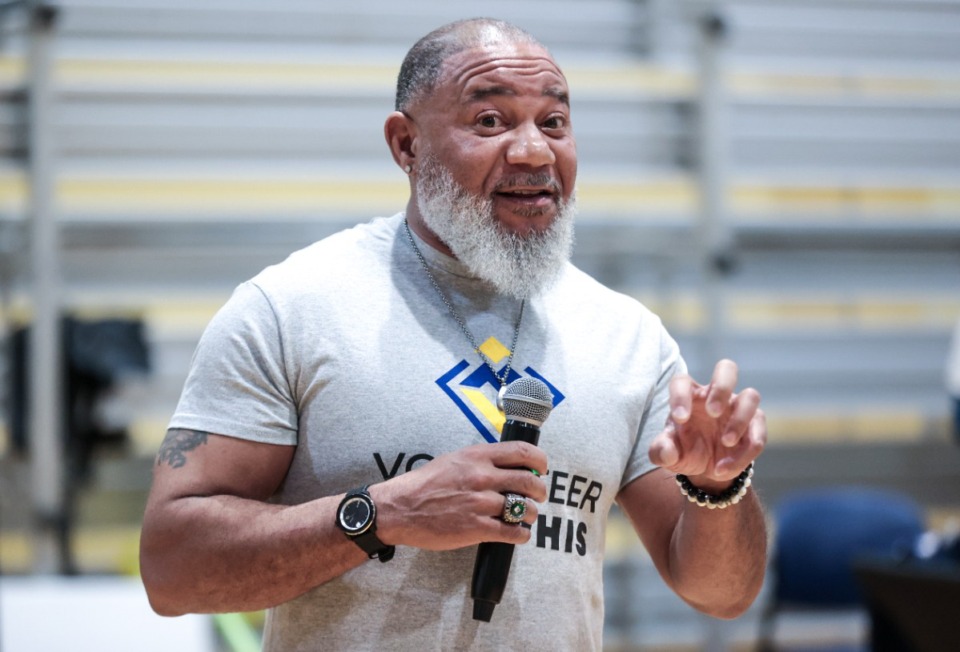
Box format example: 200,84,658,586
403,217,525,411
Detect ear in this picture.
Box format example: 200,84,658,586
384,111,418,174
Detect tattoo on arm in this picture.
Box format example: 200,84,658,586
157,429,209,468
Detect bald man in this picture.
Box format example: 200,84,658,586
140,18,767,651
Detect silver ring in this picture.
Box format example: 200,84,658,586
502,493,527,524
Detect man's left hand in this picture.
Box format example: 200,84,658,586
649,359,766,490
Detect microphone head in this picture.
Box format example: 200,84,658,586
502,377,554,427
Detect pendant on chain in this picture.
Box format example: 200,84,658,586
496,384,508,412
404,218,525,416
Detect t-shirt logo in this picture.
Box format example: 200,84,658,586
435,336,565,443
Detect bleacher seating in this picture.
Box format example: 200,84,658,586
1,1,960,647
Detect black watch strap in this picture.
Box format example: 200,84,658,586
353,529,395,562
337,486,395,563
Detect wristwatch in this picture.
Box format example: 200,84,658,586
336,486,395,562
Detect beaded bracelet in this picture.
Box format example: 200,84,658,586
675,463,754,509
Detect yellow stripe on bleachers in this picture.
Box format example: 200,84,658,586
59,59,399,90
765,411,931,444
0,171,700,217
2,170,957,222
564,64,695,97
59,178,409,215
576,178,697,216
734,186,960,218
0,525,142,575
731,71,960,99
630,292,706,331
128,418,175,459
731,295,960,331
3,54,958,100
0,175,26,207
0,56,399,90
0,56,699,97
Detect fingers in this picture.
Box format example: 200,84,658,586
649,421,681,468
713,406,767,474
650,423,711,477
707,358,738,418
720,387,761,447
486,440,548,476
459,440,548,510
669,359,739,422
467,466,542,546
669,374,695,423
378,441,548,550
742,407,767,461
478,442,545,543
483,441,548,503
480,489,540,526
492,519,536,544
659,358,764,480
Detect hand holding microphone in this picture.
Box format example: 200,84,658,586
471,376,554,622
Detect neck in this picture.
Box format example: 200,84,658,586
405,200,455,258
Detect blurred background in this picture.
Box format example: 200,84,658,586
1,0,959,650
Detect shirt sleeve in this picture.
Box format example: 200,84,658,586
619,323,687,489
168,280,299,445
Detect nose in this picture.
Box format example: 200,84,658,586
505,122,556,168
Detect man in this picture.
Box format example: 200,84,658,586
140,18,767,651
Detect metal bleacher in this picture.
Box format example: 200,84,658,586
1,0,960,649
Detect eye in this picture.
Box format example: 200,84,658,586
477,113,504,130
542,115,567,131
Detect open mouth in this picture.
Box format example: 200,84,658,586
492,175,562,212
499,188,553,197
495,187,557,203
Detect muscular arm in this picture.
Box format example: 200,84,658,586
618,468,767,619
616,359,768,618
140,428,548,616
140,429,370,615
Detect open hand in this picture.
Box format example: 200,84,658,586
649,359,766,489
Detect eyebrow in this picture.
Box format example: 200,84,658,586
466,85,569,106
545,87,570,106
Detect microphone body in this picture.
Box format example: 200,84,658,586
471,420,541,622
471,377,553,622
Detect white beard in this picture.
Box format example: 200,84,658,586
415,153,576,300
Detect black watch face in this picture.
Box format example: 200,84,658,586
339,495,373,534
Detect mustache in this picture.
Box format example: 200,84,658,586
492,173,561,195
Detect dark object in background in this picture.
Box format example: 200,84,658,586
953,397,960,445
756,487,926,652
8,315,150,573
856,556,960,652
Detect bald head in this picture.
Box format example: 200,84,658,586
394,18,546,112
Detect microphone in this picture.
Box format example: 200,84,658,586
471,376,554,622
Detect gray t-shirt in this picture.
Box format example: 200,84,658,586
170,213,685,651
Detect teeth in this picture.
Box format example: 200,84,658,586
509,189,541,195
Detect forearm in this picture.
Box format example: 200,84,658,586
667,490,767,618
140,434,548,616
140,493,367,616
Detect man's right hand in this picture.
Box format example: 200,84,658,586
372,441,548,550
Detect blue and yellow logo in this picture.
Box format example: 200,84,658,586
436,336,565,443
